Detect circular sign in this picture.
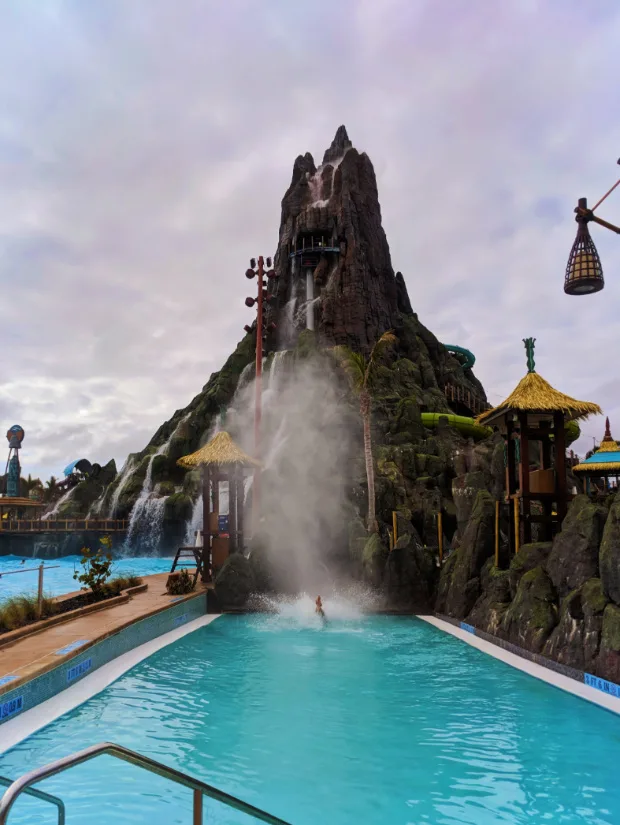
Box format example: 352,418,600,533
6,425,24,446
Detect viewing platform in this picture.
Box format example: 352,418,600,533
0,519,129,534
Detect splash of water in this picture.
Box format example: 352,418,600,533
249,590,377,629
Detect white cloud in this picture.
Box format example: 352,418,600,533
0,0,619,479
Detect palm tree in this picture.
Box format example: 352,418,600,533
45,476,59,503
333,331,396,533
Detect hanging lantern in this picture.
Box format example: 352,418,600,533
564,200,604,295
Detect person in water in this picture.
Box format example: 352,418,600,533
315,596,325,618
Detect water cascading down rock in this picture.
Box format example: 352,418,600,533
70,129,491,614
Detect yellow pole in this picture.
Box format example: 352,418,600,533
494,500,499,567
513,496,520,554
437,512,443,565
392,511,398,546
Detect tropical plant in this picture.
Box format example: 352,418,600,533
166,569,195,596
73,537,114,598
332,330,397,533
44,476,60,503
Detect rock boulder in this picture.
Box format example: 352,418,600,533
546,495,606,597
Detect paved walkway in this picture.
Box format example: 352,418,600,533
0,574,208,694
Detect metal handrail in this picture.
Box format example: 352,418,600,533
0,775,65,825
0,564,59,577
0,742,292,825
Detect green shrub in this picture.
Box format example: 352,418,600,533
0,593,57,632
166,569,195,596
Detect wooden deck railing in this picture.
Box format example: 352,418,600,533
443,382,491,417
0,519,129,533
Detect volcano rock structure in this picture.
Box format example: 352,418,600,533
36,127,493,583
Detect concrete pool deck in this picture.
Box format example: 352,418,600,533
0,573,209,696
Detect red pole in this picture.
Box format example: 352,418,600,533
253,256,264,533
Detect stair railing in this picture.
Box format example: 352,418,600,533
0,742,292,825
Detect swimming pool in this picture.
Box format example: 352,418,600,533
1,604,619,824
0,555,174,600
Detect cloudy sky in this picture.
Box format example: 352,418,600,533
1,0,619,481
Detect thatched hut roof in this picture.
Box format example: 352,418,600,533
574,417,620,475
177,431,259,469
476,371,601,426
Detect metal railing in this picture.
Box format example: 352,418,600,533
0,742,292,825
0,563,60,617
0,519,128,533
0,775,65,825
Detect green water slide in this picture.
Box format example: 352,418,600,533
420,413,580,445
421,413,491,440
444,345,476,370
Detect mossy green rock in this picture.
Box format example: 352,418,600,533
599,494,620,605
509,542,552,600
596,604,620,684
435,490,495,618
546,495,606,597
451,471,489,533
362,533,388,587
543,578,607,673
214,554,255,609
467,558,511,635
164,493,193,523
500,567,558,653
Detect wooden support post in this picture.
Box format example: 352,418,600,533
513,495,520,554
437,511,443,565
201,467,211,582
236,467,244,552
37,563,44,618
494,500,499,568
392,511,398,546
229,467,238,553
554,412,568,527
506,418,517,557
518,412,531,544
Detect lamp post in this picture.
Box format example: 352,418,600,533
565,159,620,295
244,256,277,533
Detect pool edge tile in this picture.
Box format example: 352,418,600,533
420,615,620,716
0,611,221,753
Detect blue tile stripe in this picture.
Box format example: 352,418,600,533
0,695,23,720
55,639,90,656
460,622,475,634
584,673,620,697
0,675,17,687
0,594,205,726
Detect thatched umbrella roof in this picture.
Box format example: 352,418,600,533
574,418,620,475
477,372,601,425
476,337,601,427
177,431,259,469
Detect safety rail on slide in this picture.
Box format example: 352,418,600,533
0,742,292,825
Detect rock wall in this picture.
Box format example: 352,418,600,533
438,491,620,684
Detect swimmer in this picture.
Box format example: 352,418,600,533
315,595,325,619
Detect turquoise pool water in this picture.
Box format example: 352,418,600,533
1,607,620,824
0,555,174,600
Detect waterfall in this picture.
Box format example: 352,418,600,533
43,487,74,519
269,351,287,392
125,443,168,554
108,457,135,518
124,413,190,555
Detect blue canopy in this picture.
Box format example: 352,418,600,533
63,459,81,477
